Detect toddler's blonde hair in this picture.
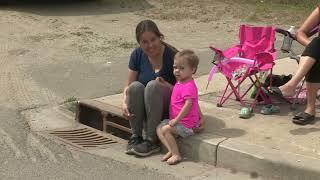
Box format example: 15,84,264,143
175,49,199,74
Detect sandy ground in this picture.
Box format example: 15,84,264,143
0,0,305,108
0,0,252,110
0,0,305,179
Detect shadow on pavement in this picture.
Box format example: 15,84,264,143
290,126,320,135
201,115,246,138
0,0,153,16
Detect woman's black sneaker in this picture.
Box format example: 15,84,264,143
125,136,142,155
132,140,160,157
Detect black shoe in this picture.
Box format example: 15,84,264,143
125,136,142,155
132,140,160,157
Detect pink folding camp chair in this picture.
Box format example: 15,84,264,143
207,24,276,110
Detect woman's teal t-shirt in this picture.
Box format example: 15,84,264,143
128,45,176,86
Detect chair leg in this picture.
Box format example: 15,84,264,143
218,78,246,107
217,83,230,107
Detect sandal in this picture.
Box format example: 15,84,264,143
260,104,280,115
239,107,252,119
269,86,291,103
292,112,315,125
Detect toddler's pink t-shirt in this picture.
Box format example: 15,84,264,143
169,79,200,129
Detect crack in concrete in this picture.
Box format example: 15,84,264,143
214,137,229,166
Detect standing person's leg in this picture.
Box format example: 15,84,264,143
305,83,320,115
125,81,145,154
133,80,172,156
292,58,320,125
292,83,320,125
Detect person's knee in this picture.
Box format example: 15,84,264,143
145,80,162,93
161,125,171,134
127,81,144,95
156,126,162,135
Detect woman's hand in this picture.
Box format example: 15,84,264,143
122,102,131,117
122,87,134,118
156,77,173,89
156,77,166,84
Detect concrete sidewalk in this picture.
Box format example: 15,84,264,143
25,57,320,180
192,57,320,180
92,57,320,180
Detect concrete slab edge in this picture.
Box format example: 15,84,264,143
182,130,320,180
216,139,320,180
178,134,227,166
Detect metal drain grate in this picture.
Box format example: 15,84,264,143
48,127,123,149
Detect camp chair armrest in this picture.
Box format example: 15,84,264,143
209,45,224,58
209,44,241,59
254,52,275,70
255,52,274,63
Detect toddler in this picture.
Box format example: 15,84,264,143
156,49,201,165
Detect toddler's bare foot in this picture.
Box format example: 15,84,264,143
161,152,172,162
166,155,182,165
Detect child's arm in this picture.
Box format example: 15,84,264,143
169,99,193,127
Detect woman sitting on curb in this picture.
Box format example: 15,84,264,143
122,20,178,156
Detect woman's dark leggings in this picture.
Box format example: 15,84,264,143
126,80,172,143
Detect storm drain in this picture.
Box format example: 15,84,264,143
48,126,124,149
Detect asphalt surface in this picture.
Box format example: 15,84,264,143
0,1,305,179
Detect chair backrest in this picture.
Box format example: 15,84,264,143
239,25,276,60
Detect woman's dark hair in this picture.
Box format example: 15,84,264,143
135,19,179,55
135,20,164,43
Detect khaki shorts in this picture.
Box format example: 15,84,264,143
158,119,194,138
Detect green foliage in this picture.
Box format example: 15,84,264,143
140,0,317,25
63,96,78,103
63,96,78,113
235,0,317,11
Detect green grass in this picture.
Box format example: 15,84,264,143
238,0,317,10
110,38,138,49
63,96,78,113
118,41,138,49
63,96,78,103
98,0,153,9
222,0,318,24
139,0,318,25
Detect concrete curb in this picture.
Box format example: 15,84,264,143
178,133,226,166
216,139,320,180
178,129,320,180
